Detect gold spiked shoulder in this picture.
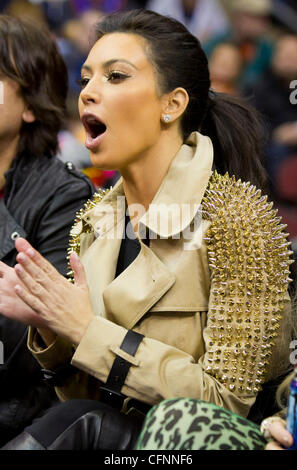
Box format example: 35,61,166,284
201,171,294,397
67,189,107,280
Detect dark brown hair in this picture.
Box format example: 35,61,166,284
0,15,68,158
94,9,268,190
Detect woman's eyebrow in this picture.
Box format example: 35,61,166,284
81,64,92,74
102,59,138,69
81,59,138,73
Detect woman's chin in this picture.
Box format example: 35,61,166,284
89,152,117,171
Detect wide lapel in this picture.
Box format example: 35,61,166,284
81,201,176,325
80,228,124,317
80,180,126,317
102,242,175,329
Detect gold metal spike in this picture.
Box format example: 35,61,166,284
66,188,107,282
201,171,292,398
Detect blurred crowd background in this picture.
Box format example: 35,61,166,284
1,0,297,254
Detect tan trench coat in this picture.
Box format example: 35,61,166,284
28,132,292,418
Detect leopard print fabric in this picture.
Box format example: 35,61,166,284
135,399,267,450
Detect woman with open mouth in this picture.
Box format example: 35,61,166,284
0,9,294,450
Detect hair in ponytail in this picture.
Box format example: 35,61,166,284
201,92,268,191
94,9,268,190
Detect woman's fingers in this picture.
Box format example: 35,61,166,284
14,263,47,299
12,239,94,343
15,251,59,289
69,252,87,287
15,253,49,292
14,237,31,253
14,282,46,317
268,421,293,448
15,238,58,282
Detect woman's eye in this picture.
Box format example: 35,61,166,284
77,77,90,89
107,71,130,82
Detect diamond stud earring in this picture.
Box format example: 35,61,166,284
163,114,171,123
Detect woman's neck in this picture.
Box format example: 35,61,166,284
0,137,19,189
121,132,183,232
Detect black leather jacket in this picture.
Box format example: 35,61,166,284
0,153,94,445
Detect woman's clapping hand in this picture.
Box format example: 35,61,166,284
8,237,94,345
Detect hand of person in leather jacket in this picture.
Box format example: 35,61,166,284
0,261,45,328
2,237,95,346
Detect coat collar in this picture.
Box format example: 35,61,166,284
82,131,213,238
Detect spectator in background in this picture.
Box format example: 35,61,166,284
245,34,297,256
0,15,94,446
209,42,243,94
269,35,297,150
204,0,274,89
2,0,124,191
245,34,297,191
146,0,229,44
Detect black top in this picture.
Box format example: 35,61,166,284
115,213,150,278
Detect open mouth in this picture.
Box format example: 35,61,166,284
82,114,107,140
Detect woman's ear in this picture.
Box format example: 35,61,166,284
162,87,189,123
22,107,36,124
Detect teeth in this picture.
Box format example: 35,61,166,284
88,117,100,124
84,115,105,127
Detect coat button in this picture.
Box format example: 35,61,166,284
11,231,20,240
66,162,73,171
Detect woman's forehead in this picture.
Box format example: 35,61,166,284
87,32,150,69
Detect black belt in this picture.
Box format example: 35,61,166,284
99,330,145,410
41,330,149,414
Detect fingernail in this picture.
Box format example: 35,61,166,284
18,253,26,263
27,248,35,258
15,285,22,294
15,264,23,274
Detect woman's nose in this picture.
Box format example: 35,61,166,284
80,82,101,105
